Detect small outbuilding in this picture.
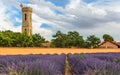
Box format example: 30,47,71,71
99,41,120,48
41,42,51,48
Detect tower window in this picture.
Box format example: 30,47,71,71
25,29,26,32
30,15,31,21
25,14,27,20
24,29,27,34
30,29,32,34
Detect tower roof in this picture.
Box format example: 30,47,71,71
22,7,32,12
20,3,32,12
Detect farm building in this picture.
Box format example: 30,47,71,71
41,42,51,47
99,41,120,48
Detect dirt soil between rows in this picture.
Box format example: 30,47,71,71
0,48,120,55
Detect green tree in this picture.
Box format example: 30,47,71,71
52,31,68,48
0,30,14,47
67,31,85,48
32,34,45,47
0,30,46,47
86,35,101,48
12,32,22,47
22,34,33,47
52,31,85,48
103,34,114,41
0,32,4,46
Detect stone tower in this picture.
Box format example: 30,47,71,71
20,4,32,35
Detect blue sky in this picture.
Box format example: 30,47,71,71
45,0,69,7
83,0,97,3
1,0,120,41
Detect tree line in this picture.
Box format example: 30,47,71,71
0,30,45,47
0,30,114,48
52,31,114,48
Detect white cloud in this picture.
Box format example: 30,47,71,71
0,2,21,32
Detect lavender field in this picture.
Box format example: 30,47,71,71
0,54,66,75
0,53,120,75
68,53,120,75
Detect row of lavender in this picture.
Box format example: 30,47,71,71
0,54,66,75
67,53,120,75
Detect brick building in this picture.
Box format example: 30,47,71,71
41,42,51,47
99,41,120,48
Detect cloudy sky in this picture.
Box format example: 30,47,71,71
0,0,120,41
